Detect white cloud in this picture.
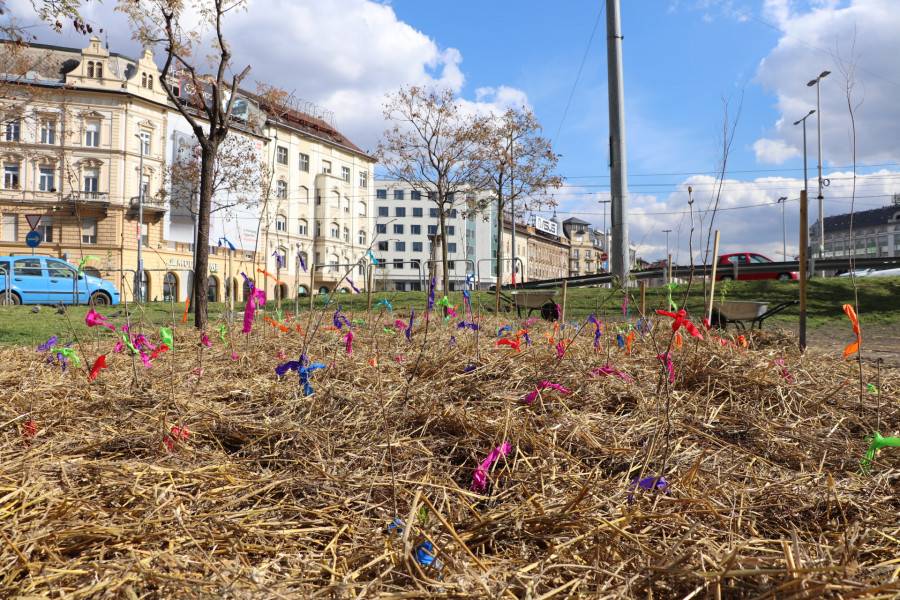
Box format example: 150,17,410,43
753,138,801,163
6,0,527,152
754,0,900,166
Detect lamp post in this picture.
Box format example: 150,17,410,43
793,110,814,270
598,199,611,270
662,228,672,283
777,196,788,260
807,70,830,266
133,133,145,303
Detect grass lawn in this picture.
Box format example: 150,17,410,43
1,276,898,347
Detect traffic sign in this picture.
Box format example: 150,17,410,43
25,230,42,248
601,252,609,261
25,214,42,231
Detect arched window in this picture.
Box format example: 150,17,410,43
207,275,219,302
343,196,350,213
358,230,366,245
318,285,329,295
357,201,367,216
141,73,147,87
276,179,287,199
331,191,340,208
86,61,94,78
297,284,309,297
298,218,308,236
342,226,349,242
299,185,309,203
330,222,340,238
163,272,179,302
329,254,339,272
275,214,287,232
95,62,103,78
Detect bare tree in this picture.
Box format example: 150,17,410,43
476,107,562,311
377,87,485,296
119,0,250,329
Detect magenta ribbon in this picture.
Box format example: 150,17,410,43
591,364,634,382
522,380,571,405
471,441,512,492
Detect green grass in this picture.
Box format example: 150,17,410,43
1,277,898,347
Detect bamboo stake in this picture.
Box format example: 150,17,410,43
706,230,721,323
799,190,808,351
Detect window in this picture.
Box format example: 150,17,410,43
329,255,339,272
147,74,153,90
376,189,387,199
315,221,321,237
38,218,53,242
377,206,389,217
393,260,404,270
448,243,457,253
138,131,151,155
299,153,310,172
40,119,55,144
4,163,19,189
322,160,332,174
427,225,437,235
141,174,150,199
412,241,423,252
376,224,387,234
411,259,421,271
341,166,351,183
47,259,75,279
395,241,406,251
429,208,438,218
393,189,404,200
5,120,20,141
87,61,94,77
141,222,148,247
299,185,309,203
276,146,288,165
393,224,404,234
749,254,772,263
357,201,367,216
411,224,421,235
411,190,421,200
449,209,458,218
359,170,367,188
1,214,16,241
276,180,287,199
343,227,349,242
573,249,580,259
447,261,455,271
447,193,455,203
275,214,287,232
358,230,366,245
84,122,100,147
331,223,340,238
395,207,406,217
447,226,455,236
343,196,350,213
412,207,422,217
15,258,42,277
83,168,99,193
81,218,97,244
38,166,55,192
377,241,388,251
95,62,103,78
298,219,308,235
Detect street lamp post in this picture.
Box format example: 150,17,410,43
662,228,672,283
599,199,611,269
777,196,788,260
808,70,830,267
133,133,145,303
793,110,815,273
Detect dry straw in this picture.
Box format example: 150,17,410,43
1,305,898,598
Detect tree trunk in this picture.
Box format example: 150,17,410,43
494,195,504,314
438,200,450,309
193,143,216,329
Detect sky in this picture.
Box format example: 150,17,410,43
8,0,900,262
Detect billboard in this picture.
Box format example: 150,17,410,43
533,216,559,236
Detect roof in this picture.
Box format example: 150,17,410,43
562,217,590,226
821,204,900,234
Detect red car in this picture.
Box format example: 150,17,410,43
717,253,798,281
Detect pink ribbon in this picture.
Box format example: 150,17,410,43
522,380,571,405
471,441,512,492
657,352,675,384
85,308,116,332
590,364,634,382
242,288,266,334
344,329,354,355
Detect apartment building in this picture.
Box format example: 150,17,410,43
562,217,607,277
498,216,569,284
0,37,374,303
811,196,900,259
373,180,494,291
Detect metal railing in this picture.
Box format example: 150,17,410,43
477,257,524,290
424,258,475,291
368,260,426,292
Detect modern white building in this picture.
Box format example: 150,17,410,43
373,180,495,291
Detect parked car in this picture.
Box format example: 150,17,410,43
0,255,120,305
716,252,798,282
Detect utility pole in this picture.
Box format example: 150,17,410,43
794,109,814,276
662,229,672,284
606,0,629,283
808,70,830,271
777,196,788,260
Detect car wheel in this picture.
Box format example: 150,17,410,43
777,273,791,281
89,291,111,306
0,291,21,305
540,301,560,322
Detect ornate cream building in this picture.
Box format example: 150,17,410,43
0,37,374,304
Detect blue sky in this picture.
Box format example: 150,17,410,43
10,0,899,260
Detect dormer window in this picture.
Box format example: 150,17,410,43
87,61,103,79
87,61,94,78
147,75,153,90
141,73,147,87
141,73,154,89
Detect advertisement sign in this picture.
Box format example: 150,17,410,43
533,216,558,236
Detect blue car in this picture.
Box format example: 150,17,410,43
0,255,120,306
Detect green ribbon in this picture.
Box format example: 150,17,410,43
58,347,81,367
122,332,138,355
77,255,100,274
218,324,227,344
436,296,452,309
159,327,174,348
383,327,397,335
866,383,879,395
860,432,900,472
352,318,366,326
665,282,678,311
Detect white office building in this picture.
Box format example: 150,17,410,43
373,180,496,291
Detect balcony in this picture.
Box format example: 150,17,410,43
65,191,110,214
128,195,168,219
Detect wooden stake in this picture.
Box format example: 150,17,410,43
309,263,315,311
667,253,673,284
561,280,568,322
366,265,373,314
799,190,808,351
639,280,646,316
706,230,721,323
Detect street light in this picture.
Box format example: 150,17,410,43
598,199,611,269
776,196,788,260
807,70,830,267
662,228,672,283
133,133,145,303
793,110,815,275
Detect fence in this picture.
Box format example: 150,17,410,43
476,257,524,290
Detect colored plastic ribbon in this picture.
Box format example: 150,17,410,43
85,308,116,332
471,441,512,492
860,432,900,472
522,380,571,405
591,364,634,382
842,303,861,358
655,309,704,340
88,354,108,381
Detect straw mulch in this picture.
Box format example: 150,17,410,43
1,307,898,599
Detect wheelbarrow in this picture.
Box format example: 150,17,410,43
712,299,798,330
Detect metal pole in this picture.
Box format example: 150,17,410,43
794,110,814,272
662,229,671,284
779,197,787,260
799,190,808,351
606,0,629,283
815,80,824,263
135,136,144,303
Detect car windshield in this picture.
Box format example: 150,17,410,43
47,259,75,279
749,254,772,263
14,258,43,276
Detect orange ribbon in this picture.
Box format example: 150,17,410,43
256,268,284,285
264,316,290,333
625,330,636,355
842,304,861,358
674,331,683,350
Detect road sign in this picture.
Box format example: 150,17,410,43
25,230,42,248
25,214,42,231
601,252,609,261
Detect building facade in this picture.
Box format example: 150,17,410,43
812,196,900,259
0,38,374,304
562,217,606,277
373,179,494,291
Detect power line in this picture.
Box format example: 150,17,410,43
553,4,604,144
558,162,900,179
